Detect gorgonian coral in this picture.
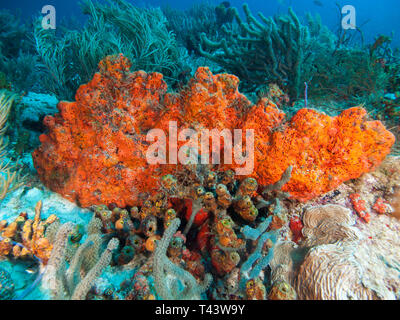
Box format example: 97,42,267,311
33,54,395,208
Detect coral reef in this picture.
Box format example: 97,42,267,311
0,0,399,301
30,163,290,300
199,4,316,99
26,52,398,301
33,54,395,207
285,156,400,300
0,197,92,300
148,167,288,300
2,149,400,301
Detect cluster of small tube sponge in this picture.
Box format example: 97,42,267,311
240,203,279,290
153,218,212,300
42,220,119,300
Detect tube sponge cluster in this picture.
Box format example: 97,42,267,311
241,216,277,283
239,200,282,290
41,219,119,300
153,218,212,300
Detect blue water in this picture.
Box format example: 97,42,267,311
1,0,399,47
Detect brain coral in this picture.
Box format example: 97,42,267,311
296,213,400,300
302,204,360,247
33,54,395,207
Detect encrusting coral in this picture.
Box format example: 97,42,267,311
296,243,379,300
33,54,395,208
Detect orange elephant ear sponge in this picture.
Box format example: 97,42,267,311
32,54,395,208
32,54,173,208
247,107,395,202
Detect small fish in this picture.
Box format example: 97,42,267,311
25,268,36,274
313,0,323,7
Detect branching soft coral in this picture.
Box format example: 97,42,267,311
199,4,324,99
33,54,395,208
0,91,27,200
33,0,182,99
